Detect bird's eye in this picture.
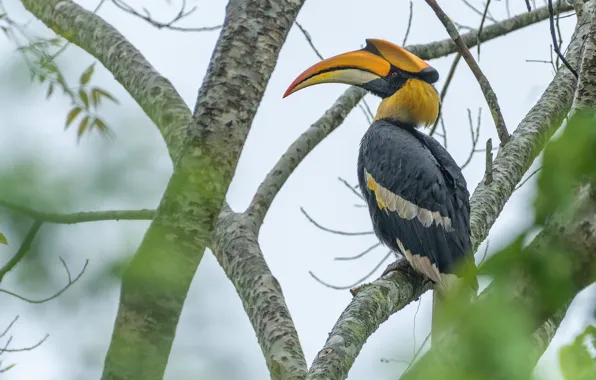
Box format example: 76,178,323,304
390,72,398,77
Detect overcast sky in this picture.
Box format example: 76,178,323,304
0,1,595,379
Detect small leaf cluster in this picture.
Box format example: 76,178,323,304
0,14,119,140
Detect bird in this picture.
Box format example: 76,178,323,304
283,39,477,333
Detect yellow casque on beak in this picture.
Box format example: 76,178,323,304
283,39,434,98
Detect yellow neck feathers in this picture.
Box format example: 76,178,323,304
375,79,439,127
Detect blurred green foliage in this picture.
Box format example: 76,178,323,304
560,325,596,380
401,112,596,380
535,111,596,225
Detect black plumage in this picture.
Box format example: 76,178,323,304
357,120,476,289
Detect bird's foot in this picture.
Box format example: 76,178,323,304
381,258,410,277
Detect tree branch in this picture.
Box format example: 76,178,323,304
305,8,587,379
0,221,42,283
0,199,155,224
425,0,510,145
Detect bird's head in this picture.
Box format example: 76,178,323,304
284,39,440,127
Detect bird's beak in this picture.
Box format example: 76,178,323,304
283,39,437,98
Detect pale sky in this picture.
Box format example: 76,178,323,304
0,1,594,379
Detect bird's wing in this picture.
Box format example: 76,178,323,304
358,121,473,287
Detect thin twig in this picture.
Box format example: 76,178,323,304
335,242,382,261
338,177,364,200
461,108,482,169
111,0,221,32
484,138,493,185
309,252,392,290
0,317,18,340
514,167,542,191
0,260,89,304
0,221,42,283
440,117,448,148
425,0,510,145
461,0,497,22
0,334,48,353
549,0,578,77
477,0,493,58
430,54,462,136
294,21,324,60
403,1,414,46
0,200,155,224
479,240,490,265
555,1,563,69
400,332,432,378
300,207,375,236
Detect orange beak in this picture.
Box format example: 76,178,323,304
283,39,436,98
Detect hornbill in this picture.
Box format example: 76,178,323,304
283,39,477,302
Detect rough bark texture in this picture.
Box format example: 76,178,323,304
306,261,432,380
21,0,189,158
23,0,306,379
305,8,587,380
213,205,308,379
468,20,584,252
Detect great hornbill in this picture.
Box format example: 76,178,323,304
284,39,477,297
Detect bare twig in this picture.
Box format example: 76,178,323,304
0,334,48,353
294,21,324,60
111,0,221,32
484,138,494,185
0,221,42,283
430,54,462,136
309,252,392,290
425,0,510,145
400,332,431,378
403,1,414,46
335,242,382,261
0,260,89,304
549,0,578,77
0,317,18,340
514,167,542,191
478,240,490,265
462,0,497,21
477,0,493,57
0,200,155,224
461,108,482,169
300,207,375,236
338,177,364,200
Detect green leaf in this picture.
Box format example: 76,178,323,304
92,118,108,133
65,107,82,129
0,232,7,245
80,63,95,85
560,325,596,380
77,116,90,138
79,89,89,108
92,88,118,104
46,83,54,98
